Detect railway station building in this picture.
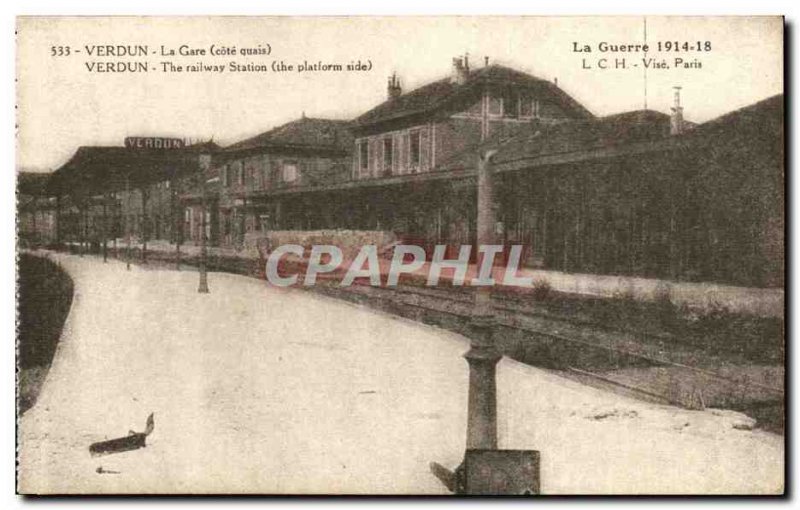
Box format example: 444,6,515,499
20,56,784,288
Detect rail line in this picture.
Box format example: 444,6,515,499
317,281,784,401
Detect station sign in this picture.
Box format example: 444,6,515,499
125,137,185,150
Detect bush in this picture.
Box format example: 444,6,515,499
653,282,680,331
532,279,552,301
17,254,74,369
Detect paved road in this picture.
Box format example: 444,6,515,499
18,253,783,494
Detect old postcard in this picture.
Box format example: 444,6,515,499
15,16,784,495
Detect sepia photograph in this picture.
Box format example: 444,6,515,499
14,15,785,495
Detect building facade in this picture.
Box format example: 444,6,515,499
21,56,784,288
208,116,352,248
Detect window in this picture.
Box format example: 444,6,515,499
222,165,230,187
282,163,298,183
383,137,393,175
253,161,262,189
258,214,270,232
409,131,421,169
466,100,482,116
502,89,519,118
237,162,244,185
245,161,254,187
520,97,533,117
488,96,503,116
359,140,369,174
519,97,539,118
259,157,269,189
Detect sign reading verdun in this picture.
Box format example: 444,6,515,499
124,137,185,150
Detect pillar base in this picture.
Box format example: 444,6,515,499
464,313,502,451
431,449,541,495
463,449,540,495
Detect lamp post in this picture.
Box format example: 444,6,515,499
79,203,86,257
113,194,118,259
197,154,211,294
126,174,132,271
140,186,148,264
55,195,61,247
176,220,182,270
172,174,182,271
102,194,109,263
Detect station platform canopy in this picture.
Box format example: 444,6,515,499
48,140,219,198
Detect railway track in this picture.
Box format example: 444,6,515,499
309,280,784,408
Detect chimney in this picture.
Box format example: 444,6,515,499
387,72,402,99
451,55,469,85
670,86,684,135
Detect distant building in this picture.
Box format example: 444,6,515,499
39,141,218,252
351,57,592,180
207,116,352,246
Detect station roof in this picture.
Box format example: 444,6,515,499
683,94,782,143
353,64,594,130
47,141,219,197
31,92,783,201
433,108,675,173
223,117,353,156
206,95,782,200
412,93,781,175
17,171,52,197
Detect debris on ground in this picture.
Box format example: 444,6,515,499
89,413,155,457
587,408,639,421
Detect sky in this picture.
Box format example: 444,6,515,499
16,16,783,172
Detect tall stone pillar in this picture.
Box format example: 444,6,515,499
464,149,501,450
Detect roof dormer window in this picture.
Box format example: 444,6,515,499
282,162,298,183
